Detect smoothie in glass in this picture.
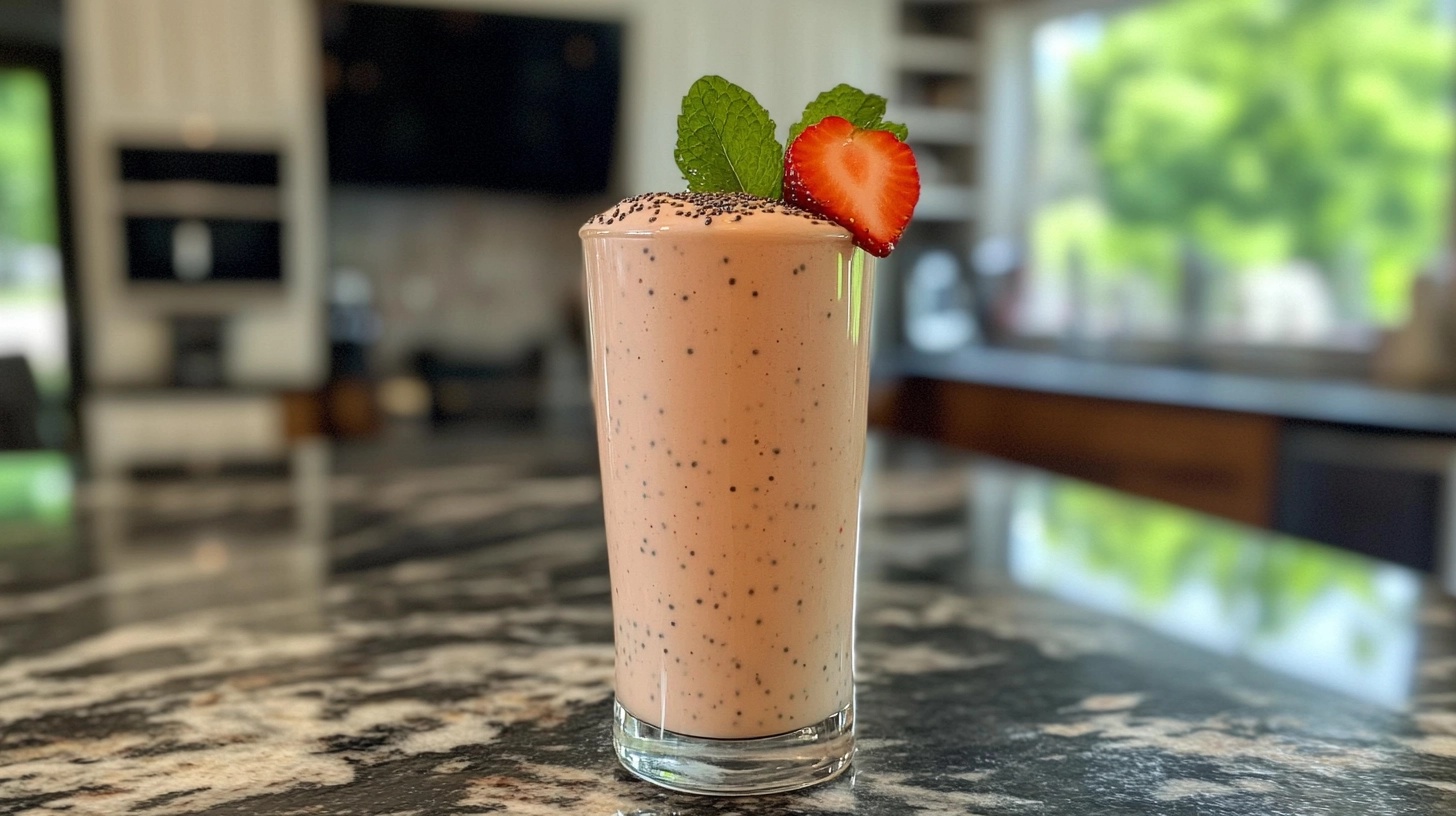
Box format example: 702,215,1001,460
581,191,874,790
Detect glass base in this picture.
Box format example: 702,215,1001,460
612,699,855,796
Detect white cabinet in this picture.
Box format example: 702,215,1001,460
73,0,313,131
85,393,286,473
66,0,326,391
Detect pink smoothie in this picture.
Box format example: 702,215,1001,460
581,192,874,739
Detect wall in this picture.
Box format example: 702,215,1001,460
619,0,894,193
327,188,611,372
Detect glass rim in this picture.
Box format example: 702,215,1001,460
579,224,854,243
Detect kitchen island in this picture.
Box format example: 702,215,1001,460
1,429,1453,814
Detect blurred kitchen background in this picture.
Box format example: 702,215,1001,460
1,0,1454,587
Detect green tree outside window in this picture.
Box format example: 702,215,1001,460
0,69,56,251
1033,0,1454,331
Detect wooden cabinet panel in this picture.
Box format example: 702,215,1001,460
896,378,1280,527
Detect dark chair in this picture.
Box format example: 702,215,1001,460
0,356,42,450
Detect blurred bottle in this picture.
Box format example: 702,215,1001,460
1373,265,1456,391
903,248,977,354
328,268,378,377
1060,244,1089,355
1176,240,1213,366
971,236,1022,346
326,268,383,437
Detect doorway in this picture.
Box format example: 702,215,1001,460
0,44,74,452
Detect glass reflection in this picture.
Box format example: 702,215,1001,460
88,441,331,631
1004,476,1421,707
0,451,71,538
0,450,81,586
861,436,980,583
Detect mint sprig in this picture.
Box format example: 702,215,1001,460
674,76,784,199
787,84,908,145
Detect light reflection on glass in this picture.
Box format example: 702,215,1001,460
1005,476,1421,707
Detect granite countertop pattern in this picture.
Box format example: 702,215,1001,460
1,430,1454,815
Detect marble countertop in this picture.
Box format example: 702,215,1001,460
1,429,1454,814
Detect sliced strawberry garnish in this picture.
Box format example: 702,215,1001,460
783,116,920,258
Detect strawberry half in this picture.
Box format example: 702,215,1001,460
783,116,920,258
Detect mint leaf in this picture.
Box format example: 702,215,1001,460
674,76,783,198
787,84,909,145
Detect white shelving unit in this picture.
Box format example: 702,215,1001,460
894,0,981,234
884,0,983,353
916,184,981,222
891,107,979,144
893,33,981,75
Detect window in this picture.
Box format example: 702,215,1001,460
996,0,1456,352
0,66,65,396
0,62,68,448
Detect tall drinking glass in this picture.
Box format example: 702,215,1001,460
579,193,874,795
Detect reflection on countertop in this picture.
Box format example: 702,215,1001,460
1005,470,1421,707
0,428,1453,815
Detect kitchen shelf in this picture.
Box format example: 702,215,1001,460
901,0,980,39
914,184,979,221
885,0,983,363
895,35,977,75
890,106,978,145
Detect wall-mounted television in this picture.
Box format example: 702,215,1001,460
321,3,622,195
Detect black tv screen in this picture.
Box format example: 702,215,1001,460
321,4,621,194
